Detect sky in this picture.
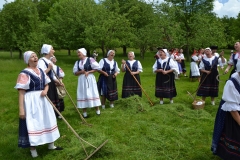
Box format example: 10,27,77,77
0,0,239,18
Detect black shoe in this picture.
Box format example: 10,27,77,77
53,146,63,150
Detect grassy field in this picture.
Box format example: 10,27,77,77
0,49,230,160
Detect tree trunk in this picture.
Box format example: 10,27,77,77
68,48,71,56
122,45,127,56
19,49,22,59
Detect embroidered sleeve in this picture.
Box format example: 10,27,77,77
14,73,30,90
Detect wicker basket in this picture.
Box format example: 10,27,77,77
192,99,205,109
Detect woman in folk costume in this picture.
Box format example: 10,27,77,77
15,51,62,158
196,47,226,105
211,60,240,160
169,48,180,79
97,50,120,109
152,49,178,104
50,56,65,119
121,51,143,98
179,48,187,77
73,48,101,118
190,50,200,82
225,41,240,78
38,44,62,118
173,48,183,78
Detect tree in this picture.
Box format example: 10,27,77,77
0,0,44,58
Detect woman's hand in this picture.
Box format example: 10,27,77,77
41,90,48,96
85,71,89,77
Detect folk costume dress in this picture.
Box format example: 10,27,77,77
73,57,101,108
197,56,223,97
190,55,200,78
122,60,143,98
179,53,186,74
228,53,240,78
97,58,120,101
153,57,178,98
211,72,240,160
38,57,60,116
15,68,60,148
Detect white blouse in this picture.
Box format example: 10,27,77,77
122,60,143,72
14,68,50,90
98,58,120,74
152,57,178,74
221,72,240,111
73,57,99,74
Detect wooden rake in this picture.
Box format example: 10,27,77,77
46,96,108,160
123,60,154,106
51,69,91,126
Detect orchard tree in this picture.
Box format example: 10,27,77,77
0,0,44,58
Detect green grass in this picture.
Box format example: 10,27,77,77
0,50,230,160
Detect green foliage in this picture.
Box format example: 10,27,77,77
0,50,228,160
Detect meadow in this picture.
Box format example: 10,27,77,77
0,49,231,160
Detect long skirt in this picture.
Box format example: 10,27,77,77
122,72,142,98
77,73,101,108
197,70,219,97
98,74,118,101
180,60,186,72
155,72,177,98
215,111,240,160
18,91,60,147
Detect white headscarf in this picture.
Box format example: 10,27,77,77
205,47,211,52
41,44,52,54
77,48,87,56
23,51,34,64
107,50,115,57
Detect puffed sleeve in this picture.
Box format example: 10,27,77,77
58,66,65,78
152,60,158,73
73,61,79,75
199,61,205,70
218,57,227,67
192,55,198,62
221,79,240,111
137,61,143,72
228,54,234,65
98,59,104,70
115,61,120,73
169,58,179,74
14,73,30,90
37,58,48,71
89,57,100,70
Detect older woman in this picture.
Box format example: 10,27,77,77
73,48,101,118
197,47,225,105
15,51,62,158
38,44,62,118
225,41,240,78
97,50,120,109
121,51,143,98
153,49,178,104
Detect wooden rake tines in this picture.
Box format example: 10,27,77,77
51,69,91,126
46,96,108,160
123,60,154,106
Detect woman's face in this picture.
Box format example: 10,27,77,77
49,46,55,57
108,51,115,58
128,52,134,60
205,49,212,56
234,42,240,51
159,50,166,59
77,51,85,59
28,53,38,66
